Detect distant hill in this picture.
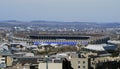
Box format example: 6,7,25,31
0,20,120,28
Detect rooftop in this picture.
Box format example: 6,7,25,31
0,50,12,56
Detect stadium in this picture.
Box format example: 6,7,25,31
12,31,110,46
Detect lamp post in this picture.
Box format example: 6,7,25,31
45,55,48,69
44,44,49,69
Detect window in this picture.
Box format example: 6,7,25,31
78,66,80,68
83,61,85,64
83,66,85,68
1,62,5,64
92,62,94,65
1,59,5,61
2,56,5,57
78,61,80,64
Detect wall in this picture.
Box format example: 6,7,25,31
38,63,62,69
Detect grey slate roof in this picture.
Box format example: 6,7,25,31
0,50,12,56
0,63,6,68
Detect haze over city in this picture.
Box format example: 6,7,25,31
0,0,120,22
1,0,120,69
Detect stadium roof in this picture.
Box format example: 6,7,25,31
108,40,120,44
34,42,77,45
84,44,117,51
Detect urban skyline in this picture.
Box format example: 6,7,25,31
0,0,120,69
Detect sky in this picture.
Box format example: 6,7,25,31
0,0,120,22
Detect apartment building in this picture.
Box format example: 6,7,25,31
0,50,13,68
70,58,89,69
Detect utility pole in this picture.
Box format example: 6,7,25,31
45,55,48,69
45,44,49,69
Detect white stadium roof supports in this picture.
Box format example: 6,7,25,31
108,40,120,44
84,44,117,51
